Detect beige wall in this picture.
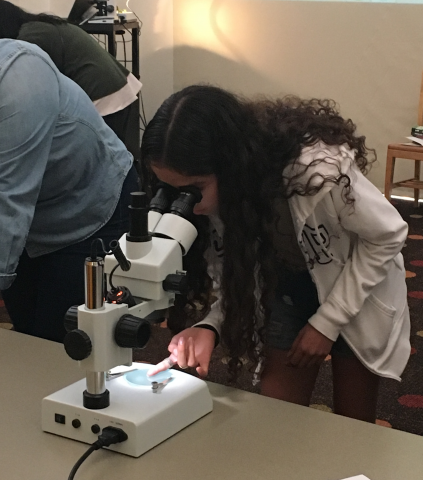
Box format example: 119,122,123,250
130,0,174,120
173,0,423,190
16,0,423,191
17,0,50,11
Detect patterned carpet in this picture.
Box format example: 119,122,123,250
1,197,423,435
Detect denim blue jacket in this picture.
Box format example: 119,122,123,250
0,40,133,289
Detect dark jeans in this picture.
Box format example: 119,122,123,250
266,268,354,356
1,166,139,343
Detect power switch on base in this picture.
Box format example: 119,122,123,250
54,413,66,424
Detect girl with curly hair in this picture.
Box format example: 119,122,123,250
143,85,410,423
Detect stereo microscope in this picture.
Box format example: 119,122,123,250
41,186,213,457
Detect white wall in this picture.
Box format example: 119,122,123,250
173,0,423,191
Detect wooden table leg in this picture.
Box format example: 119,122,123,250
414,160,421,207
385,150,395,203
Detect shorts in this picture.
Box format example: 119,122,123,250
265,272,353,357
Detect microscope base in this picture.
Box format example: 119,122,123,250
41,365,213,457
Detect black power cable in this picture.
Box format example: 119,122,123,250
68,426,128,480
119,22,147,130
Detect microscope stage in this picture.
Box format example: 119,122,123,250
41,365,213,457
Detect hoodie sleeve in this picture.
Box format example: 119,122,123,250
192,216,225,336
193,295,224,338
307,163,409,341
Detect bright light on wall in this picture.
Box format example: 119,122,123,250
175,1,235,58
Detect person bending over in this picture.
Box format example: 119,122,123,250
0,39,137,342
0,0,142,160
142,85,410,423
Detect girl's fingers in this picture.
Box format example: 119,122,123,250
187,337,196,367
147,354,177,376
177,337,188,368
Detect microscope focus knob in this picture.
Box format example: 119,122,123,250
64,305,79,332
163,274,189,295
64,329,92,361
115,315,151,349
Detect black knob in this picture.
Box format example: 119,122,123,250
91,424,101,434
163,274,189,295
72,419,81,429
114,314,151,348
64,329,92,360
64,305,79,332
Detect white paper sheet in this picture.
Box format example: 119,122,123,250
406,136,423,146
340,476,371,480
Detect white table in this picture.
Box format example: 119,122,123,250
1,328,422,480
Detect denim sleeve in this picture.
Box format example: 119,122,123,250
0,52,59,289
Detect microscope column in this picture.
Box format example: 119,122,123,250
83,257,110,409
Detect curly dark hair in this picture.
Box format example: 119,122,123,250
141,84,376,379
0,1,66,39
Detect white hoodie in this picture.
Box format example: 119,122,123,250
195,142,411,381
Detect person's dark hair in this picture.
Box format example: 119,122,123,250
0,1,66,39
141,84,376,379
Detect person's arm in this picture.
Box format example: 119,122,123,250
192,216,225,337
287,162,408,368
307,163,408,341
148,244,225,377
0,49,59,289
147,327,216,377
192,295,223,340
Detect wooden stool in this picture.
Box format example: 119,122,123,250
385,143,423,207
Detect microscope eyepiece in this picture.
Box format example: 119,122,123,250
149,182,178,214
148,186,201,255
170,187,202,219
149,187,169,214
130,191,148,209
127,192,151,243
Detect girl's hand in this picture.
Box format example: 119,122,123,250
286,323,334,368
147,327,215,377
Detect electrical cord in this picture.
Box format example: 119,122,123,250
117,34,127,68
119,21,147,130
89,12,147,134
68,426,128,480
139,92,147,128
89,238,112,260
93,34,107,48
108,263,120,291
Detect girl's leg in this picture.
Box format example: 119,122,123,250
260,347,320,405
332,353,380,423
